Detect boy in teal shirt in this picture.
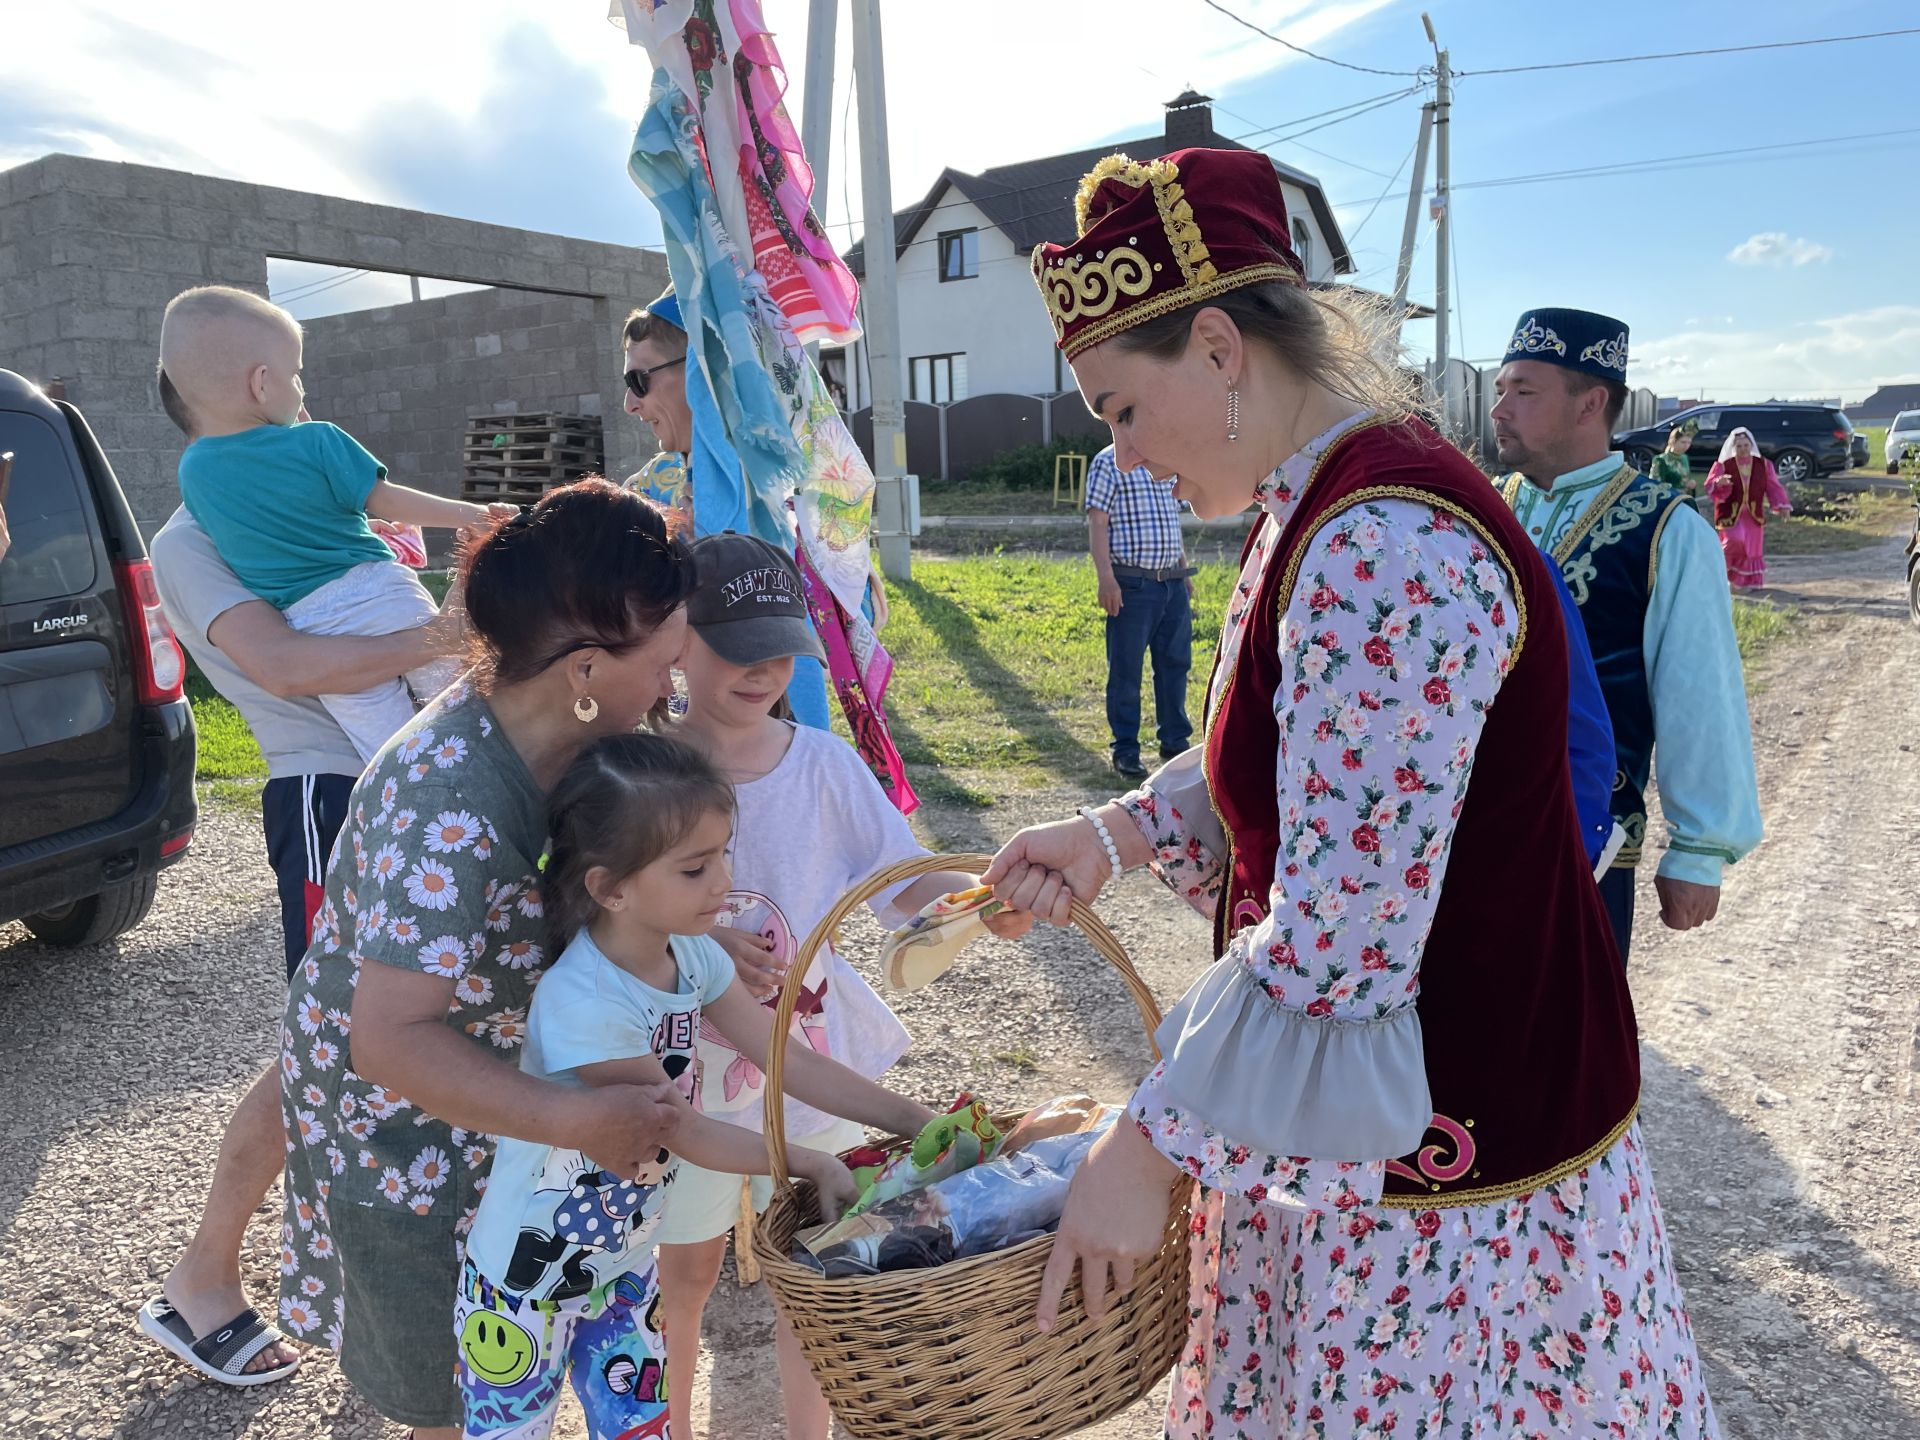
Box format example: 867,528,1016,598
160,285,512,762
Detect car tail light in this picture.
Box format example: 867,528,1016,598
161,829,194,857
115,559,186,705
1833,428,1850,441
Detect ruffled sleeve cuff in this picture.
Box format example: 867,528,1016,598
1127,953,1434,1209
1117,746,1224,917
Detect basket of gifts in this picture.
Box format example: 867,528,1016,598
749,853,1190,1440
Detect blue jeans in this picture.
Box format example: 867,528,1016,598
1105,573,1193,763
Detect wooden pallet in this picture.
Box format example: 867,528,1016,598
462,444,601,465
460,467,600,503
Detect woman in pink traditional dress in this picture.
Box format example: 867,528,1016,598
986,147,1720,1440
1705,427,1791,588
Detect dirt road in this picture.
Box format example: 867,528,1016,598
1,536,1914,1439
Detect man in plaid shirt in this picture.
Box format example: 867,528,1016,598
1086,443,1192,779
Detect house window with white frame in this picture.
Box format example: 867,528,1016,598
1291,218,1314,278
938,228,979,282
909,352,968,403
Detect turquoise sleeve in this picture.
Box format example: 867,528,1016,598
303,421,388,511
1641,506,1764,884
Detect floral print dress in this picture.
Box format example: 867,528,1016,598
276,682,549,1351
1118,417,1718,1439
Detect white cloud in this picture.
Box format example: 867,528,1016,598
1727,232,1833,267
1634,306,1920,397
2,0,1401,247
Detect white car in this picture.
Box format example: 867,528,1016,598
1886,410,1920,473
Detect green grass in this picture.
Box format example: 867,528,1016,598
185,559,1807,807
1768,490,1910,556
1732,597,1798,670
876,555,1231,796
1862,426,1887,472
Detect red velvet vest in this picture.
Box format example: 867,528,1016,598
1711,457,1774,529
1203,416,1639,1208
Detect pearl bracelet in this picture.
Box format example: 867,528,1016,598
1077,806,1124,884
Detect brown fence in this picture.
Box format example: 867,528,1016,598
844,392,1096,480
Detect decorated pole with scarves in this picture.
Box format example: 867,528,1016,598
612,0,917,815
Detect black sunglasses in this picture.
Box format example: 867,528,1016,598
624,355,686,400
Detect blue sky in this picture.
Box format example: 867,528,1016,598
5,1,1915,402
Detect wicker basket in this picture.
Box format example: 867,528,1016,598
749,852,1190,1440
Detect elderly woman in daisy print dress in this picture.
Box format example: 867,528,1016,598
985,148,1719,1439
276,480,696,1438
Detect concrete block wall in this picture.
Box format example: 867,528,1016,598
0,153,668,537
301,285,652,528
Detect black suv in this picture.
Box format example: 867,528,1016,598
0,369,196,946
1615,403,1855,483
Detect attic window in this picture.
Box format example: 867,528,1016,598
938,228,979,282
1291,219,1314,278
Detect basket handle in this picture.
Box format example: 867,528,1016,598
759,851,1164,1194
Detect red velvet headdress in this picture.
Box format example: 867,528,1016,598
1031,147,1304,360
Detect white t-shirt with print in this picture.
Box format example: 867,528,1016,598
465,928,735,1303
699,723,921,1138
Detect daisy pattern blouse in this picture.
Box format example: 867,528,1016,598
276,681,548,1347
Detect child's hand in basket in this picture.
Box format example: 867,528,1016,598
793,1149,862,1222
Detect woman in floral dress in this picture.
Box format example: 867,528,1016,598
277,479,695,1437
987,148,1719,1439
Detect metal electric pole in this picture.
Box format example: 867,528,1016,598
1425,12,1455,433
850,0,912,581
1389,101,1434,347
800,0,837,200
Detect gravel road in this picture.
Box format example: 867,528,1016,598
1,534,1914,1440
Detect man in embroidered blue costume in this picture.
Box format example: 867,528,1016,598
1492,306,1762,959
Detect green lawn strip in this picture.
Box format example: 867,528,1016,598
1731,597,1798,673
186,559,1805,810
1767,490,1910,556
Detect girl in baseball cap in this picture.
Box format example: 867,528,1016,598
657,531,1030,1439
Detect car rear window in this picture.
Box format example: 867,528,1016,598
0,410,97,606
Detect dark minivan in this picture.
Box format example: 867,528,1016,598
0,369,195,945
1616,402,1855,483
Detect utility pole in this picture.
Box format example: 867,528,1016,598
850,0,911,581
1389,101,1434,347
799,0,837,374
800,0,837,201
1425,12,1455,433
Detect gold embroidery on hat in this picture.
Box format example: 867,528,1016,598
1035,247,1155,331
1041,150,1301,354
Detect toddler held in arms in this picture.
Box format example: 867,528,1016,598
157,285,513,762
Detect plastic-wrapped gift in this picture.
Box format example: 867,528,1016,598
879,885,1004,991
795,1112,1119,1277
842,1096,1003,1217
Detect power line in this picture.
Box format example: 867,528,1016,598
1343,138,1418,246
1325,124,1920,207
1197,0,1427,77
1447,124,1920,195
824,84,1424,249
1455,25,1920,77
273,268,374,305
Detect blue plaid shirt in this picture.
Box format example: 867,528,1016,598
1085,446,1185,569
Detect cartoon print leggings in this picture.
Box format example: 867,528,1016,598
456,1259,669,1440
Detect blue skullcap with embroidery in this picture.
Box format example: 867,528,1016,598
1502,307,1629,384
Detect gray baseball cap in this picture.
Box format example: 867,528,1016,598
687,532,826,666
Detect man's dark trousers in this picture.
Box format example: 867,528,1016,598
1105,570,1193,766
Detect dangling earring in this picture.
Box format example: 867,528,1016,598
1226,386,1241,443
573,695,599,723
